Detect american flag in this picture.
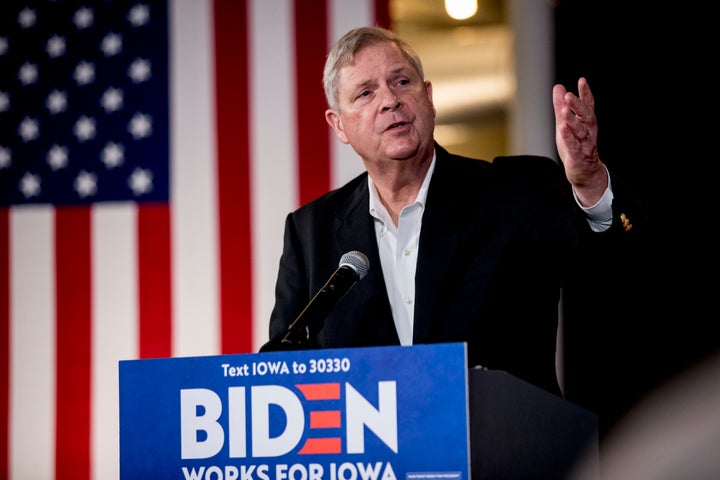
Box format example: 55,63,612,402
0,0,389,478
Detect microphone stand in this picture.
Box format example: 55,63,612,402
259,326,319,352
259,251,368,353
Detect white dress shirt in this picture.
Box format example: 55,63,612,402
368,155,436,345
367,151,613,345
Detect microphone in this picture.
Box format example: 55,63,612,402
279,250,369,349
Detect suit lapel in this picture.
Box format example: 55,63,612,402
332,175,391,313
413,147,468,343
329,154,473,346
332,175,376,265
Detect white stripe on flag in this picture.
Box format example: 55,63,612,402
92,205,138,479
170,0,221,357
10,207,55,479
249,0,298,351
329,0,374,189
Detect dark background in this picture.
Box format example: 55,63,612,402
554,0,717,441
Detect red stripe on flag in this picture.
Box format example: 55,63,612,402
214,0,254,354
0,208,8,479
138,205,172,359
375,0,392,29
295,0,331,205
54,207,92,480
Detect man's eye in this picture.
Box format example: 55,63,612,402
358,90,371,98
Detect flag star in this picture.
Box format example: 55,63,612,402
128,112,152,139
128,4,151,27
47,35,66,58
18,8,37,29
0,91,9,112
73,7,94,29
0,37,7,55
18,62,38,85
101,87,123,112
127,58,151,83
101,32,123,57
101,142,124,168
46,89,68,114
0,146,11,169
18,117,39,142
128,167,153,195
74,115,96,142
74,170,98,198
74,60,95,85
47,144,69,170
19,172,41,198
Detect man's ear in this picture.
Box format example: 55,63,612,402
325,109,349,144
425,80,436,118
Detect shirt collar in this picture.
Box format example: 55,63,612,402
367,149,437,216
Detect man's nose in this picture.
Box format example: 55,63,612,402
380,88,401,111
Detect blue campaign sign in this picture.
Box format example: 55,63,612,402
119,343,470,480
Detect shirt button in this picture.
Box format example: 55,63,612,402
404,297,412,304
403,249,411,256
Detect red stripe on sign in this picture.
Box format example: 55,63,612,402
0,208,8,478
296,383,341,400
214,0,254,354
298,437,342,455
294,0,331,205
309,410,341,429
138,204,172,359
54,207,92,480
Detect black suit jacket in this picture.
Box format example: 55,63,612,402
264,143,643,396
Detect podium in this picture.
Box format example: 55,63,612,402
469,367,598,479
119,344,597,479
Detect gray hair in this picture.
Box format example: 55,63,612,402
323,26,425,111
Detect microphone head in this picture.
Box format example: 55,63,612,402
339,251,369,280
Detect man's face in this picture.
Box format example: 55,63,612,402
325,42,436,164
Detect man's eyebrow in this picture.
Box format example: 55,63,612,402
389,64,411,75
349,78,374,93
345,64,413,93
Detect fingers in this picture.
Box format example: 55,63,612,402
556,122,576,145
556,78,597,141
554,78,598,161
554,95,585,141
552,84,568,125
577,77,595,111
552,83,567,107
555,77,594,119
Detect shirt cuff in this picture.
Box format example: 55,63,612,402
574,166,613,232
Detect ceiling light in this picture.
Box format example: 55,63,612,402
444,0,478,20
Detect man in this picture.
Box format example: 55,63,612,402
260,26,643,397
